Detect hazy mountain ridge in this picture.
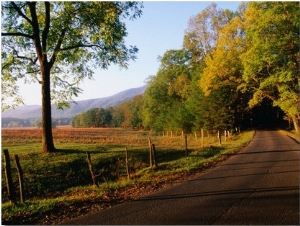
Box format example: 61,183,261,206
2,85,147,119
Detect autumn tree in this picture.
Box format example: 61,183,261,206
241,2,299,133
184,2,235,64
184,3,242,132
1,2,143,152
197,5,250,131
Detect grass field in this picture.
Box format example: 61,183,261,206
1,127,254,224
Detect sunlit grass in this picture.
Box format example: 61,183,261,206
2,128,254,224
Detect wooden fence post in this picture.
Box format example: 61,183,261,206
148,137,153,167
218,130,222,145
3,149,16,205
151,143,157,168
201,128,204,148
125,147,130,179
86,151,98,187
15,154,25,203
184,134,188,156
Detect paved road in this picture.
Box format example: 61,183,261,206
64,130,299,225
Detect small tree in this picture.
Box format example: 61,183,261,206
1,2,143,152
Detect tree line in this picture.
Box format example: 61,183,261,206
72,95,144,128
73,2,299,134
2,2,298,153
2,118,72,128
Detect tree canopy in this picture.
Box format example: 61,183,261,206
241,2,299,133
142,2,298,134
2,1,143,109
142,49,194,133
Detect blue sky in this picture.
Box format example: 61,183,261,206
18,1,241,105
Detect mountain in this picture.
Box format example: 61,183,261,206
2,85,147,119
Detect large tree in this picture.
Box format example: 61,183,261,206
198,5,249,130
184,3,241,132
1,1,143,152
241,2,299,133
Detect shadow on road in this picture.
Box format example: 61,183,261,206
134,186,299,202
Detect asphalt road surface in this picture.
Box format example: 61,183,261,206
64,130,299,225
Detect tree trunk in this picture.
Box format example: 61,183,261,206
41,67,56,153
29,2,55,153
184,133,188,156
291,115,299,134
148,137,153,167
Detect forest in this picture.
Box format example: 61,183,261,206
72,2,299,134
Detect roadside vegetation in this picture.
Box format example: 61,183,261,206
2,128,254,224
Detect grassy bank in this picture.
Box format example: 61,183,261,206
2,128,254,224
279,129,299,143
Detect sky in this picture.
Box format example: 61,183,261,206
15,1,241,106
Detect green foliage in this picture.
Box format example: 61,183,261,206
141,4,254,134
128,95,144,128
72,108,112,128
241,2,299,132
72,95,144,128
1,1,143,109
143,49,194,132
184,2,298,132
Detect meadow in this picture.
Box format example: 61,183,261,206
1,127,254,224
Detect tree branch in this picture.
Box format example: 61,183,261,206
50,38,103,67
28,2,43,61
42,2,51,53
60,43,103,51
49,29,67,68
14,53,38,65
1,32,33,39
11,2,33,25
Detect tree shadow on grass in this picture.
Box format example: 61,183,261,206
193,146,225,159
3,146,227,203
53,147,109,155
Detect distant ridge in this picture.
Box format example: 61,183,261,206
2,85,147,119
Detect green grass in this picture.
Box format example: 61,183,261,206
2,129,254,224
